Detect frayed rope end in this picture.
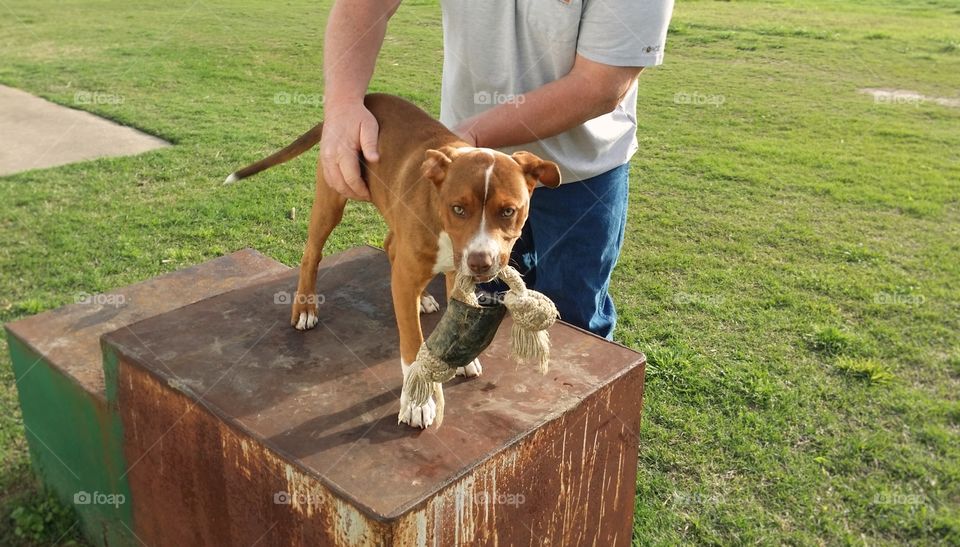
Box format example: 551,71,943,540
510,325,551,374
502,284,558,374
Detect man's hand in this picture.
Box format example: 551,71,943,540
320,0,401,200
320,100,379,201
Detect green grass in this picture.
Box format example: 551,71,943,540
1,0,958,544
834,356,896,385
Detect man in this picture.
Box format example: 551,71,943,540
320,0,674,339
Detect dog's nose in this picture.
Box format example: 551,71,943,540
467,252,494,274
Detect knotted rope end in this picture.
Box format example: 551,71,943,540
398,344,456,427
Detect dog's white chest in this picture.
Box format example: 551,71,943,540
432,231,455,274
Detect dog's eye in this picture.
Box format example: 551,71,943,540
500,207,516,218
452,205,465,216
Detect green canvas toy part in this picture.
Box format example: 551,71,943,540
399,266,559,427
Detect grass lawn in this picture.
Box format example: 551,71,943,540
1,0,958,544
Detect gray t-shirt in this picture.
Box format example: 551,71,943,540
439,0,674,183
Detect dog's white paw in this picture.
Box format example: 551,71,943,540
419,293,440,314
294,311,318,331
398,392,436,429
456,358,483,378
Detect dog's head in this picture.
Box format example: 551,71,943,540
421,146,561,281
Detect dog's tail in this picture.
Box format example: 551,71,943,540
223,122,324,184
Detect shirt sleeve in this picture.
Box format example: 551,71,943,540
576,0,675,67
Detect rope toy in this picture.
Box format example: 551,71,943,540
399,266,559,427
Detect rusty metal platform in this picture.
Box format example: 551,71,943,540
4,249,290,547
7,248,289,398
102,246,646,545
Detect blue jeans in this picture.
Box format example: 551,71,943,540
493,164,629,340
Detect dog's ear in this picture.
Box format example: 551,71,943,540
511,151,562,190
421,146,461,186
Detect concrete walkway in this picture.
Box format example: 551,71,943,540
0,85,169,176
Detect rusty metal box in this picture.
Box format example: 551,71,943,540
102,246,646,545
4,249,289,546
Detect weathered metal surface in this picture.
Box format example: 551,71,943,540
391,369,645,546
4,248,290,547
112,357,392,545
5,248,289,398
103,246,646,545
6,336,136,547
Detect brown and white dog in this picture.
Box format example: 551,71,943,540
224,94,560,428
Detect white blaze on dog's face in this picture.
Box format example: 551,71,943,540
421,146,561,280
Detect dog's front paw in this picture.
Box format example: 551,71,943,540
290,294,318,331
456,358,482,378
398,392,436,429
419,293,440,314
420,293,440,313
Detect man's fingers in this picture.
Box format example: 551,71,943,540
338,153,370,201
321,148,349,197
318,105,376,200
359,117,380,163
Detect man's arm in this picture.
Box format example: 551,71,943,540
452,55,643,149
321,0,402,200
